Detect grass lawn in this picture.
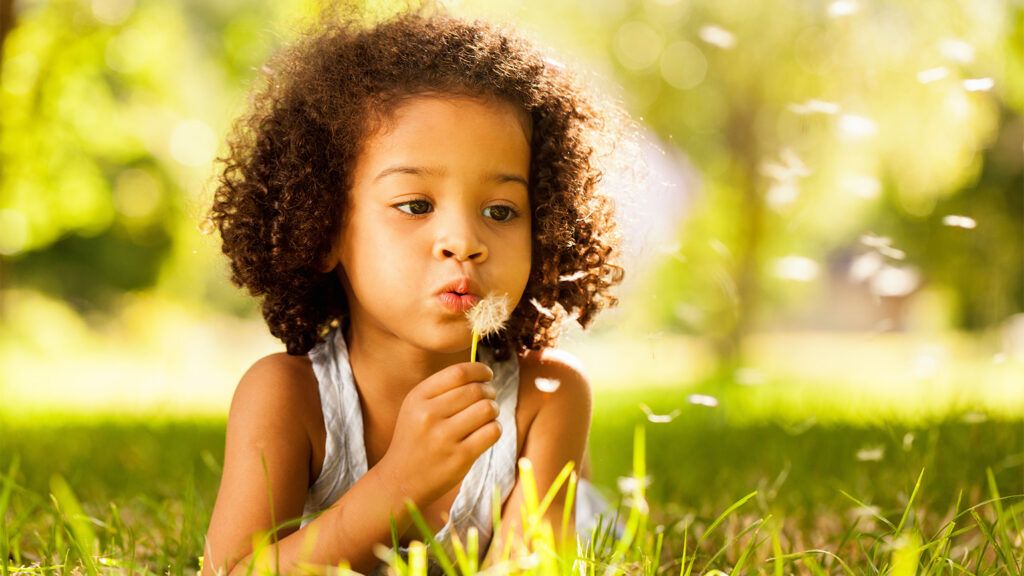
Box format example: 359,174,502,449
2,379,1021,575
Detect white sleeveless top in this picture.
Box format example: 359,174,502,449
300,327,611,574
300,327,519,572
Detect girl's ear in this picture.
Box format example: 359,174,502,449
319,245,339,273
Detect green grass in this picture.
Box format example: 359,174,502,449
1,385,1021,574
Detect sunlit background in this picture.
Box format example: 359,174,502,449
2,1,1023,571
1,0,1021,424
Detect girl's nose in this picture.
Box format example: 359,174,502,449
432,216,488,263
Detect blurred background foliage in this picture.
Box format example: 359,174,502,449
0,0,1022,416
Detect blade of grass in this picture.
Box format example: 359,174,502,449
49,475,98,576
406,500,458,576
895,468,925,535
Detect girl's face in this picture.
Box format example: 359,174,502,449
330,94,533,354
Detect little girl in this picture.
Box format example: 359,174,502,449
202,6,627,575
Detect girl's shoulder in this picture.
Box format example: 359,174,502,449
514,347,593,428
229,352,324,454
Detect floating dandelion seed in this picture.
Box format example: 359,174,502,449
963,78,994,92
734,367,766,386
787,99,841,115
827,0,859,17
698,25,736,49
640,403,681,423
838,114,877,138
529,298,556,319
534,377,561,393
558,271,587,282
856,446,885,461
859,234,906,260
870,265,921,298
962,411,987,424
850,252,884,283
841,174,881,199
687,394,719,407
773,255,819,282
942,215,977,229
939,38,975,63
917,67,949,84
617,475,653,494
902,432,915,451
466,293,511,362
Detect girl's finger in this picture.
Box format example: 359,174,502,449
445,398,500,441
432,382,497,418
459,419,503,458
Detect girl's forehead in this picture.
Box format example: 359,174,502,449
355,94,532,176
371,93,532,147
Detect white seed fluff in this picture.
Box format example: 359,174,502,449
534,377,561,393
466,293,511,338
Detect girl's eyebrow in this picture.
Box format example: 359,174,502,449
373,165,528,188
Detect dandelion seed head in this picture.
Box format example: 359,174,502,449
466,293,511,338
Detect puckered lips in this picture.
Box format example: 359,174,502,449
437,277,481,313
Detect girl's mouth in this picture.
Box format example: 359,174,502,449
438,291,481,313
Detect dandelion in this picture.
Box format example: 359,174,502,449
466,293,511,362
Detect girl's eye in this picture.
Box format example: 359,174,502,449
483,205,518,222
395,200,433,216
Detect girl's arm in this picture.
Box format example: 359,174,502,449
481,351,592,568
201,354,420,576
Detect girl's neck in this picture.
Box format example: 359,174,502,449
342,320,473,417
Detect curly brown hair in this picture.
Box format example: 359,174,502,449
209,6,627,359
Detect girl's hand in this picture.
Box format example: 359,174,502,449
377,362,501,506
